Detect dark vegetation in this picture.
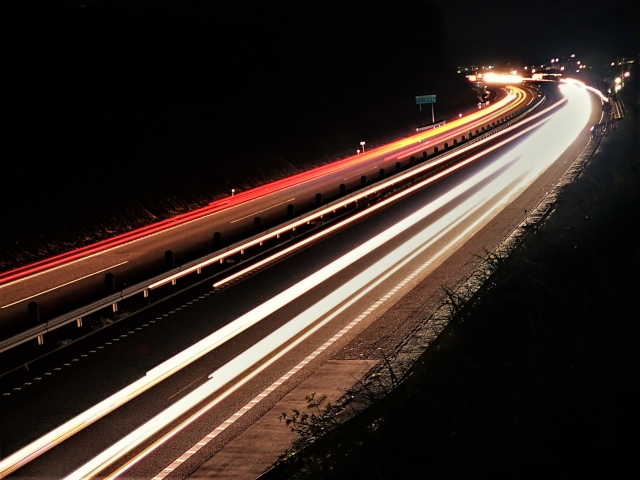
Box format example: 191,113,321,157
271,72,640,478
3,0,475,271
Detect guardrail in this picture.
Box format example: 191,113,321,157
0,91,546,355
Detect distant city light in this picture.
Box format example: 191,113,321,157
611,62,615,66
624,71,630,78
551,59,555,63
531,68,536,73
577,61,580,64
571,54,576,58
560,66,565,71
615,77,622,84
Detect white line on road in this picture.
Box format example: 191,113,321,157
229,198,296,224
1,261,129,309
343,167,377,182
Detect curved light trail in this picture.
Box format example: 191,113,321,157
0,81,592,479
63,80,592,480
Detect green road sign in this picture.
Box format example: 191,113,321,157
416,94,436,104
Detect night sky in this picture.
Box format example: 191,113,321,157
440,0,638,65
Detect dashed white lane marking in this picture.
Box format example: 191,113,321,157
1,261,129,308
153,248,445,478
229,198,296,224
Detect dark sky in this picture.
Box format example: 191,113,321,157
437,0,638,65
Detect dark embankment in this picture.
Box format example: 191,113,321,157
270,68,640,478
3,0,475,271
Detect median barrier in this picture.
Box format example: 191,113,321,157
361,175,367,186
379,168,385,178
288,204,296,218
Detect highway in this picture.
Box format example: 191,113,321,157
0,79,604,478
0,86,529,341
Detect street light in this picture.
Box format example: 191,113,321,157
360,141,366,153
231,188,235,197
357,149,360,155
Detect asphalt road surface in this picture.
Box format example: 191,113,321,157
0,80,603,478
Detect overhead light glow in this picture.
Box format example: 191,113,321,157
483,72,523,84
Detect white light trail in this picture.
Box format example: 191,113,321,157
66,81,592,479
0,82,591,479
0,102,545,479
65,123,554,480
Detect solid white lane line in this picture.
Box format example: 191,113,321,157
229,198,295,224
342,166,378,181
1,261,129,309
